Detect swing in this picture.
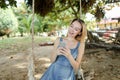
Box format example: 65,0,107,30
28,0,35,80
27,0,85,80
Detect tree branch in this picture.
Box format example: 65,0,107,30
52,5,70,13
68,0,78,18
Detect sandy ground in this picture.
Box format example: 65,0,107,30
0,45,120,80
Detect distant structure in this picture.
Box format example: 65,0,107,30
97,19,120,29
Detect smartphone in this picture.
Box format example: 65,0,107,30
59,41,66,48
58,41,66,55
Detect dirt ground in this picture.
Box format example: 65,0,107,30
0,44,120,80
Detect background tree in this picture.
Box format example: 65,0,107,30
0,0,120,44
0,0,16,8
0,0,119,21
0,8,18,37
24,0,105,21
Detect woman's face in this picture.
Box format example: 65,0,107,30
67,21,82,38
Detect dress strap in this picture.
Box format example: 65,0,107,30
60,37,63,42
76,42,80,49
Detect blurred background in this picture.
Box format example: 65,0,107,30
0,0,120,80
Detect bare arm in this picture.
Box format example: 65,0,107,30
70,42,85,72
50,37,60,63
60,42,85,73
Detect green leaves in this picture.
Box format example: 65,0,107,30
0,0,17,8
0,8,18,36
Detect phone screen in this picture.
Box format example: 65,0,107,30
59,41,66,47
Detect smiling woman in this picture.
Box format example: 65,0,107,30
40,18,87,80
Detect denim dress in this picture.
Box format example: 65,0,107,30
40,37,80,80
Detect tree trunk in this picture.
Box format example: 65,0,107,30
7,34,10,38
20,32,24,37
114,28,120,44
87,31,102,43
86,42,120,52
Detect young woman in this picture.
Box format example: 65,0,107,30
40,18,87,80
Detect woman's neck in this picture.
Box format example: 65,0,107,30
66,36,76,42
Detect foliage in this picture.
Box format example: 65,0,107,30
86,20,97,31
0,0,17,8
1,0,120,21
0,8,18,36
13,5,47,35
95,6,105,21
12,3,37,36
24,0,106,21
25,0,54,16
1,0,119,37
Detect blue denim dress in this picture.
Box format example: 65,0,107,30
40,37,80,80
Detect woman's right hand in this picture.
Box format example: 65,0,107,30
56,47,63,55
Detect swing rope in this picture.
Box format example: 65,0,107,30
28,0,35,80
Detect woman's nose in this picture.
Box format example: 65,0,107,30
71,28,76,31
70,28,74,32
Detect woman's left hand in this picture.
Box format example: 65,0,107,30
59,46,71,58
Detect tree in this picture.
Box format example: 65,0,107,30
1,0,120,21
0,0,17,8
24,0,106,21
0,8,18,37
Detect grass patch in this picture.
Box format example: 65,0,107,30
0,36,56,49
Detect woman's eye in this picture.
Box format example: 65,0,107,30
75,28,79,31
70,25,73,28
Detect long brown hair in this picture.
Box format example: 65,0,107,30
71,18,87,42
